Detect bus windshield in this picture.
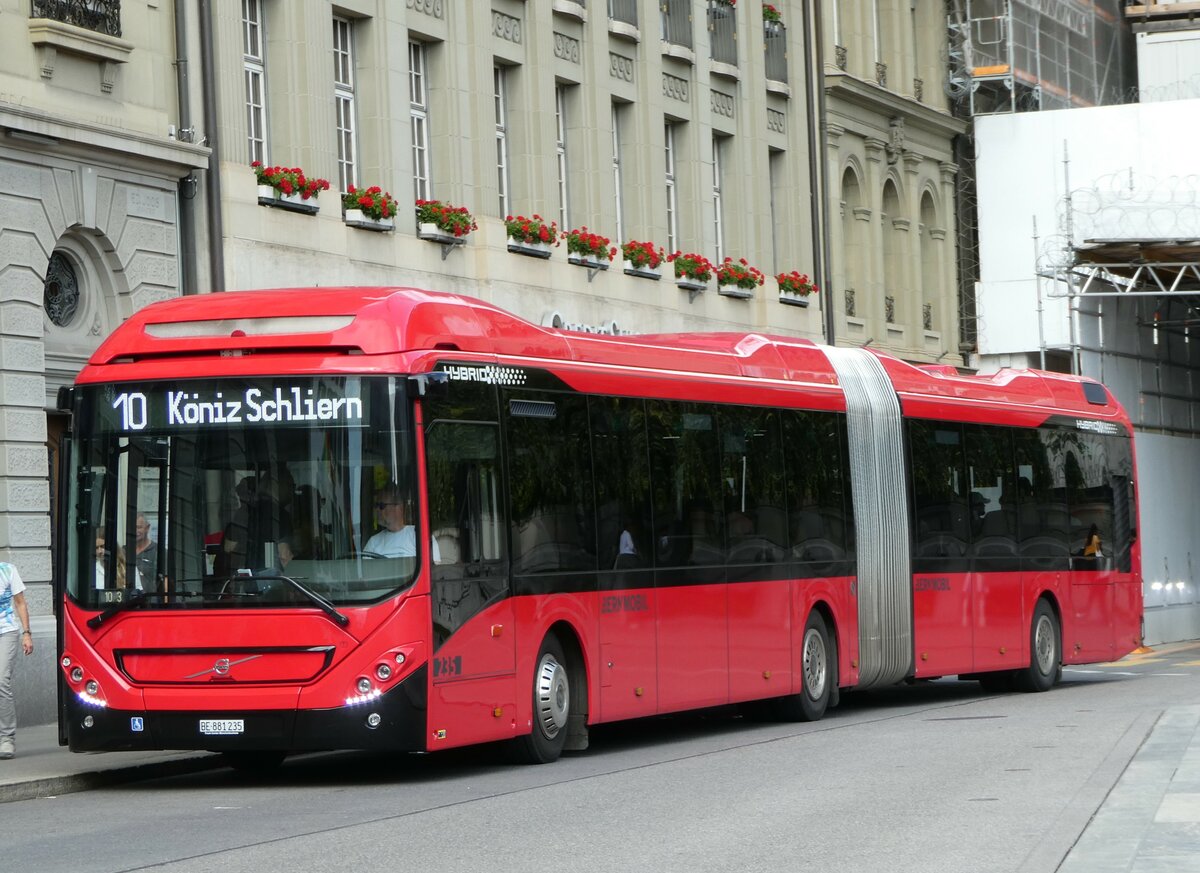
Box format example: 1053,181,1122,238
66,375,421,611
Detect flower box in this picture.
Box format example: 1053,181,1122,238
345,209,394,232
416,200,477,240
508,237,553,259
257,185,320,215
569,253,610,270
718,282,755,300
418,222,466,245
676,276,707,293
624,260,661,280
776,270,818,305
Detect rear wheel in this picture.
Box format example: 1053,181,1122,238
1017,599,1061,692
513,634,570,764
773,611,835,722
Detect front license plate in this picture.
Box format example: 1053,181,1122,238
199,718,245,736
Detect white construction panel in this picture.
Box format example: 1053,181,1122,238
1137,31,1200,102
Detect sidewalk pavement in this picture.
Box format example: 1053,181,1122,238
0,721,222,803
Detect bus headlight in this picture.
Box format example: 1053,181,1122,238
356,677,372,695
375,663,392,681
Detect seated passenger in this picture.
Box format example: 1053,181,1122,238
95,536,140,590
364,485,441,561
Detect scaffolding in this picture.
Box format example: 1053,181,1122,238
946,0,1136,116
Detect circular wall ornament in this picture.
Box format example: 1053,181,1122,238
44,252,80,327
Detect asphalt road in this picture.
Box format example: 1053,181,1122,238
9,643,1199,873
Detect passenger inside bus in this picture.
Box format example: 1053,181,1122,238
94,536,138,590
364,484,441,561
222,470,294,573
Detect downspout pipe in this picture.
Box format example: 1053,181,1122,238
198,0,225,291
803,0,834,345
173,0,196,295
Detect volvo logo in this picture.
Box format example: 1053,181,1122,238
183,654,261,680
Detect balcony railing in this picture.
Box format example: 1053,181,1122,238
661,0,693,50
765,21,787,83
31,0,121,37
609,0,637,28
708,0,736,67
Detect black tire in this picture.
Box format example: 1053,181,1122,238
773,611,835,722
513,634,571,764
1017,599,1060,693
222,750,286,773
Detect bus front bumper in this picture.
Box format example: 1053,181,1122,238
63,666,428,753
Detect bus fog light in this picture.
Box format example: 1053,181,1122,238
83,715,94,728
71,667,84,683
375,663,392,681
366,712,381,729
394,652,406,665
356,677,372,695
86,680,99,695
62,656,72,668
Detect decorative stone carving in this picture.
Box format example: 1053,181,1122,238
663,73,689,102
767,109,785,133
885,295,895,323
711,90,734,118
407,0,445,19
835,45,847,71
610,53,634,81
554,33,580,63
493,12,521,44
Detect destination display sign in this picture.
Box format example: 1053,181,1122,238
95,379,367,433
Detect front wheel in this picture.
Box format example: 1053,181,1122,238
1017,599,1061,692
772,611,835,721
513,634,570,764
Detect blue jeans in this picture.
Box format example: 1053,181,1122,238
0,630,17,739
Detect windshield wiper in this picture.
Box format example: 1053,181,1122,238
248,573,350,627
87,589,203,629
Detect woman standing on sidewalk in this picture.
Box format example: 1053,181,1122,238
0,561,33,759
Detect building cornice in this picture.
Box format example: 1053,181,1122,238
823,71,968,140
0,102,209,177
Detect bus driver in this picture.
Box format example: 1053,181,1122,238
364,484,441,562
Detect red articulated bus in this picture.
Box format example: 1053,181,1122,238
56,287,1142,767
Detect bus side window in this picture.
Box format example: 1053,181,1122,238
426,420,506,648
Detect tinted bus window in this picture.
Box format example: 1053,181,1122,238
1013,428,1070,571
909,420,969,573
964,425,1018,570
1107,434,1135,573
424,378,507,646
1066,431,1115,571
591,397,652,573
647,401,724,570
783,410,852,570
719,406,788,566
505,391,597,575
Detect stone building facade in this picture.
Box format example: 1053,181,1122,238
2,0,964,631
